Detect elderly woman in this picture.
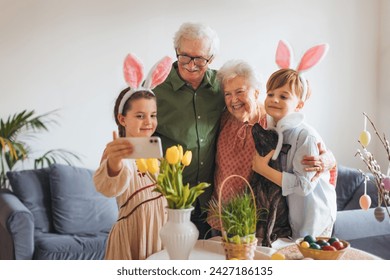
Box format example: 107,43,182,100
213,60,267,203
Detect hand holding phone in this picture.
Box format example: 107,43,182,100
124,137,163,159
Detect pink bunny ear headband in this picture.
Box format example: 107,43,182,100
118,53,173,114
275,40,329,101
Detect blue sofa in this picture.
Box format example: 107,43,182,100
0,164,118,260
332,165,390,259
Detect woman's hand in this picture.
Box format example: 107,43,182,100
103,131,134,176
301,142,336,181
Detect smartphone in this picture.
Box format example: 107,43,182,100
125,137,163,159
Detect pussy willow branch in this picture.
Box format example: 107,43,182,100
356,149,390,217
363,112,390,161
356,148,383,205
356,149,383,185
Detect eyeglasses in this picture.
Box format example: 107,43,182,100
176,53,212,67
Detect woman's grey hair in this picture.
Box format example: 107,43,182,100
217,60,261,90
173,22,220,58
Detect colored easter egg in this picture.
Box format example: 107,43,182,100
300,241,310,248
271,253,286,260
383,177,390,191
359,194,372,210
328,237,339,245
310,243,321,250
332,241,345,250
359,130,371,147
303,235,316,244
322,245,337,251
374,207,385,222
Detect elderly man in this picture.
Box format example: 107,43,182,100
153,22,225,239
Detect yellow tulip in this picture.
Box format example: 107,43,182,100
177,145,183,161
136,158,148,173
181,150,192,166
166,146,180,164
146,158,159,174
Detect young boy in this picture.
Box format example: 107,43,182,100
252,68,337,239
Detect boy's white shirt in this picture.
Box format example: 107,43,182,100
266,112,337,239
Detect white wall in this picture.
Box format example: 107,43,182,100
0,0,385,171
377,0,390,173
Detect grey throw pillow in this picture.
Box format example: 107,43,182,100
7,168,53,232
49,164,117,234
335,165,366,210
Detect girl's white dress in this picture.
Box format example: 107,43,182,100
93,159,167,260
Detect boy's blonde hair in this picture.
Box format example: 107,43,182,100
266,69,311,101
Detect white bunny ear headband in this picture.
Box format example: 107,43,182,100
275,40,329,101
118,53,173,114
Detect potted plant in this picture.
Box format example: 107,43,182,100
208,175,259,260
136,144,210,259
0,110,81,189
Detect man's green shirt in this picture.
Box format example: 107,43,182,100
153,62,225,207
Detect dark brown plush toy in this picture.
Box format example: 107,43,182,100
250,123,292,247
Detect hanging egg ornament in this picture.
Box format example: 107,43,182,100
382,177,390,191
374,207,385,222
359,194,371,210
359,130,371,147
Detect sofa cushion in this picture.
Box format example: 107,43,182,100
335,165,365,210
343,174,378,210
6,168,53,232
49,164,117,235
34,232,107,260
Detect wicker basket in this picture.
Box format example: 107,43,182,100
218,175,258,260
222,238,258,260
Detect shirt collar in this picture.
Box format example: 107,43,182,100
266,112,304,160
266,112,304,131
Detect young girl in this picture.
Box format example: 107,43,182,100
93,54,172,260
252,41,337,239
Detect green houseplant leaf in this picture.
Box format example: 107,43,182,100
0,109,81,188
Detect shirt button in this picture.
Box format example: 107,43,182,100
197,115,201,119
200,162,204,165
200,139,204,142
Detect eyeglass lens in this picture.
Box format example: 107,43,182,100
178,55,208,66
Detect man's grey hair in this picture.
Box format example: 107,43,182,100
173,22,220,57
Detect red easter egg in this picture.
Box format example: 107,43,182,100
359,194,371,210
383,177,390,191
